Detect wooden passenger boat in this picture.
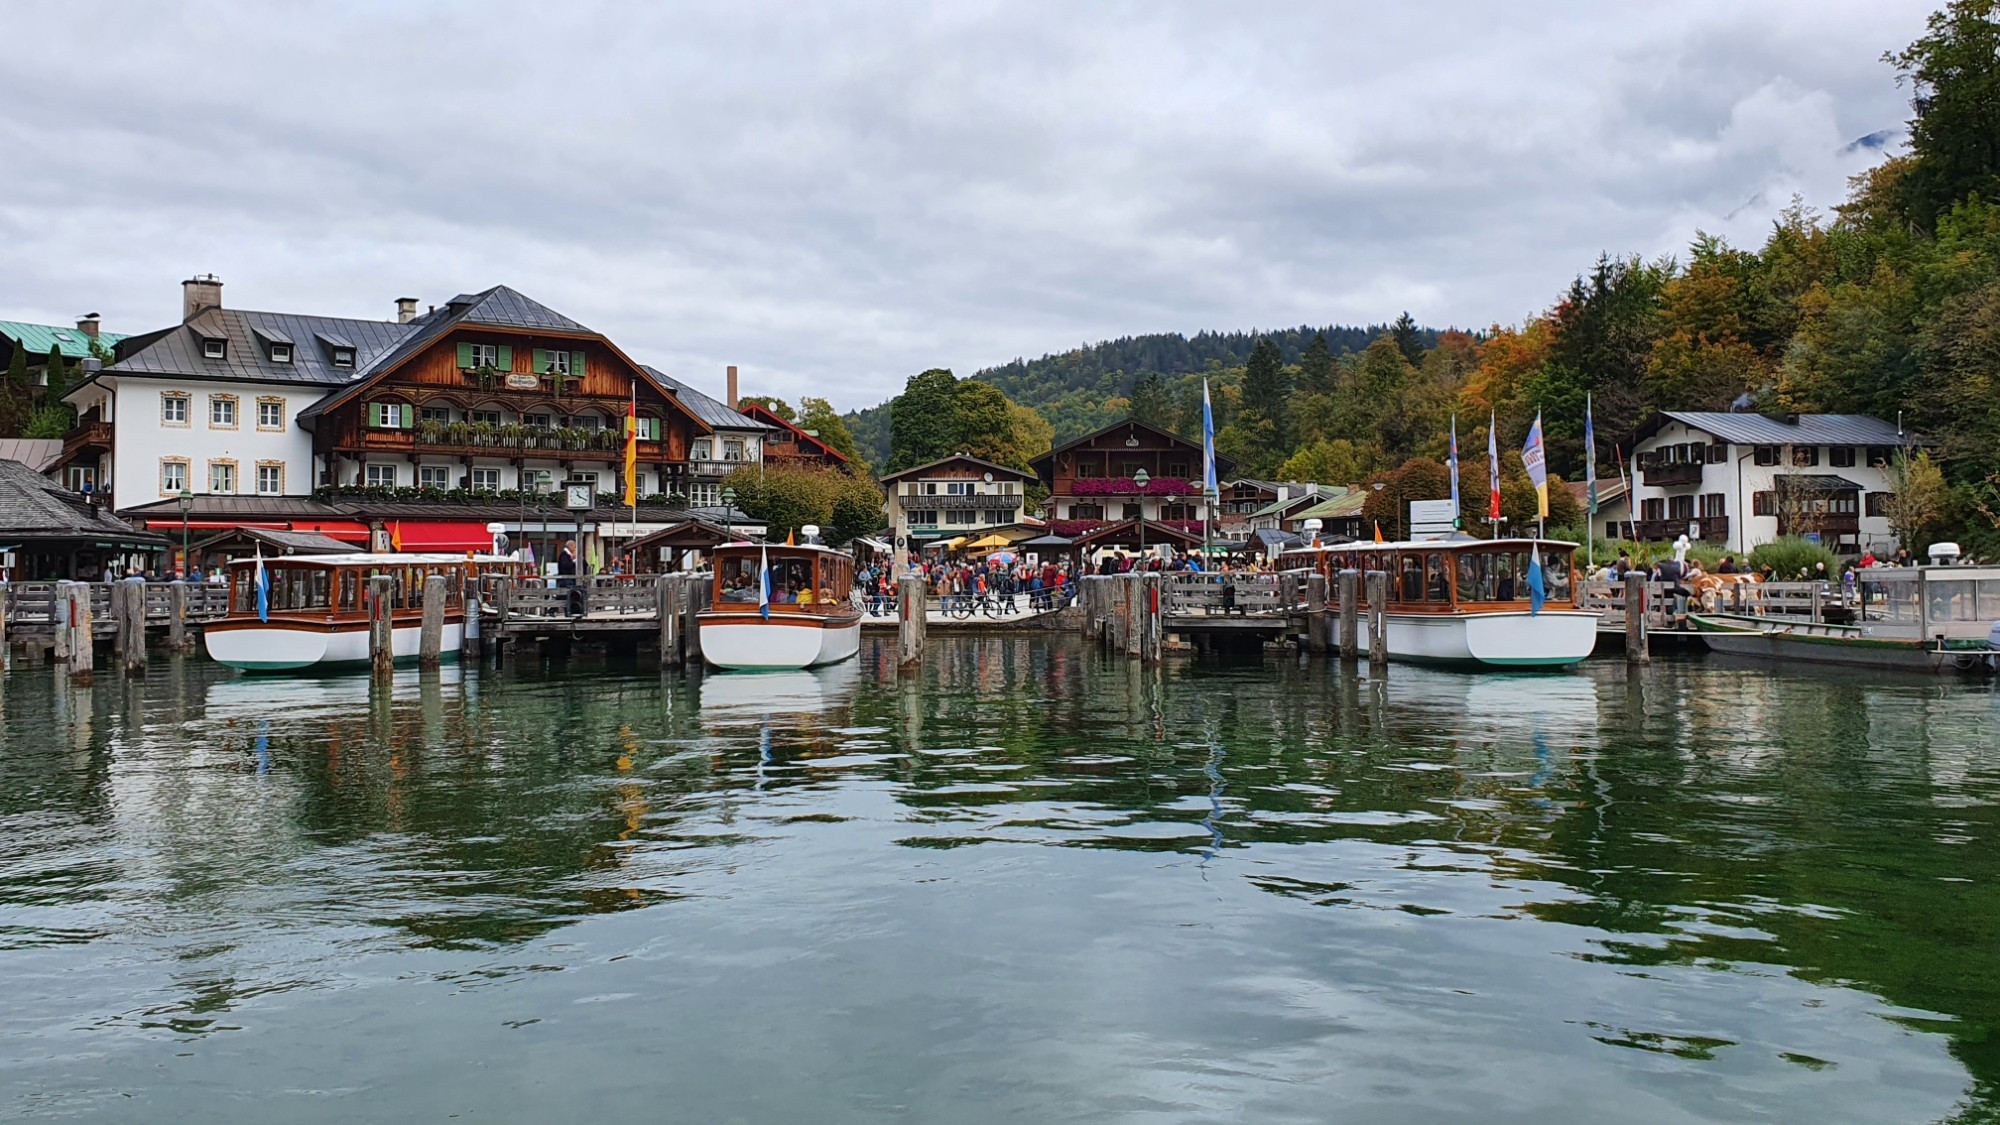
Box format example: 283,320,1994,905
204,552,519,672
1688,562,2000,675
1280,536,1598,667
697,539,861,670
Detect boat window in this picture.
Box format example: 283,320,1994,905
1542,550,1572,603
1457,552,1491,602
772,558,815,604
339,570,358,612
1399,553,1427,602
718,557,760,603
1426,553,1449,603
1493,553,1519,601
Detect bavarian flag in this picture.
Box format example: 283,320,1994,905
623,388,639,507
1519,410,1549,519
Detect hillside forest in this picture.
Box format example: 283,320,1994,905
848,0,2000,555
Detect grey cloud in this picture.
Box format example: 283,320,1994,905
0,0,1934,408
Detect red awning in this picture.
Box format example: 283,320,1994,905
387,520,495,552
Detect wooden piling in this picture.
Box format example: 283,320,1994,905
658,574,685,668
1624,571,1650,665
1140,573,1163,663
897,575,925,671
66,583,95,683
119,582,147,675
168,582,191,651
1304,572,1329,656
1337,569,1358,661
369,574,394,679
683,575,706,663
462,577,482,661
51,582,71,664
1123,575,1143,659
1365,570,1387,668
418,575,447,668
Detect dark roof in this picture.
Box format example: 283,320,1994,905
1031,417,1235,477
879,452,1035,482
0,439,63,472
1068,518,1205,548
1775,473,1867,492
445,286,593,333
641,366,773,432
83,308,414,391
189,526,356,555
1654,411,1909,447
0,459,167,545
120,495,356,520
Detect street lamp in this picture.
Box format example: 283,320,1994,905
177,488,193,578
721,485,737,542
1132,468,1149,556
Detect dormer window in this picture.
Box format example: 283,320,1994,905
270,342,293,364
202,337,226,360
331,348,355,368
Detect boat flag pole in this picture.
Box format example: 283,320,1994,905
1201,378,1218,563
1584,392,1597,574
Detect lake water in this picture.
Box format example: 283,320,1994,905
2,638,1997,1123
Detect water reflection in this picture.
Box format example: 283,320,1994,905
0,641,1995,1122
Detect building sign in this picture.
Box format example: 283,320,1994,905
505,373,540,391
1409,499,1456,536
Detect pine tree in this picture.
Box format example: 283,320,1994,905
1299,333,1335,395
5,343,26,388
1887,0,2000,231
1390,312,1426,368
43,345,66,399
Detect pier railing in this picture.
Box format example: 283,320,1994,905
1166,573,1284,616
3,581,230,629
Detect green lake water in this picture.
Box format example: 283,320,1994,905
2,637,1997,1123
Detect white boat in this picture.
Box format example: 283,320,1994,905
697,537,862,671
1280,535,1598,668
203,552,519,672
1690,558,2000,675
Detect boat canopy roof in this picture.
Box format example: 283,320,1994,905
1283,536,1578,555
225,552,518,568
712,540,850,558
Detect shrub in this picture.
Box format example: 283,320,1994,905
1747,536,1841,579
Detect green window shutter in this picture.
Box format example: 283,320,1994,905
369,402,383,428
533,349,548,374
570,351,586,379
496,345,513,371
456,342,473,368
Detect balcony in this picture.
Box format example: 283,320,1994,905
1641,461,1703,487
1630,516,1730,543
687,459,755,478
61,419,113,464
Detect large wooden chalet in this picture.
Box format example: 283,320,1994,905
1031,419,1234,552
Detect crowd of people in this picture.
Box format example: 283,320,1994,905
853,548,1277,615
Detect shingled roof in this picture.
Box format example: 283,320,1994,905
640,366,773,433
0,459,167,547
85,308,415,390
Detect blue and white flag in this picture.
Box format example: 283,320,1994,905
254,548,269,623
757,542,771,620
1448,415,1461,524
1584,393,1599,515
1527,541,1547,615
1201,378,1218,498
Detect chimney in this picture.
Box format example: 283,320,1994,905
76,313,101,340
181,274,223,320
726,365,739,410
395,297,420,324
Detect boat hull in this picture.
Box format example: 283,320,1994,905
1689,613,1987,674
1358,610,1598,668
204,620,463,671
697,611,862,670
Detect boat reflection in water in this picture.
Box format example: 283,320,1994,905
697,659,861,725
201,665,468,720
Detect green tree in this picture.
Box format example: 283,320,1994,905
1390,311,1426,368
796,396,868,472
726,463,883,544
1128,372,1171,426
1298,332,1336,396
5,344,26,388
1885,449,1951,551
886,368,963,471
739,395,794,421
1239,338,1290,443
1275,438,1368,485
43,345,67,399
1887,0,2000,231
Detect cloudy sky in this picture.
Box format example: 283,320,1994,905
0,0,1931,410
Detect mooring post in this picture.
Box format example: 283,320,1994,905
1141,573,1163,663
0,583,9,651
168,582,190,651
1304,572,1329,656
897,575,925,671
1337,568,1358,662
462,576,482,661
658,574,684,669
1365,570,1388,668
120,582,147,676
51,582,71,664
1624,571,1650,665
418,575,447,669
1123,574,1144,659
369,574,394,679
68,583,95,683
683,575,706,663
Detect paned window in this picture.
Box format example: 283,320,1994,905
331,348,355,368
209,461,236,493
1792,446,1820,467
470,410,501,426
369,402,411,429
420,406,451,424
691,440,713,460
161,460,189,494
209,395,237,427
257,398,285,430
202,337,226,359
269,342,293,363
1829,446,1856,468
256,463,283,495
1753,446,1780,467
365,463,397,487
469,343,498,368
419,466,453,490
161,393,189,425
471,468,501,492
688,483,719,506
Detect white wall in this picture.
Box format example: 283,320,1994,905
99,377,316,508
